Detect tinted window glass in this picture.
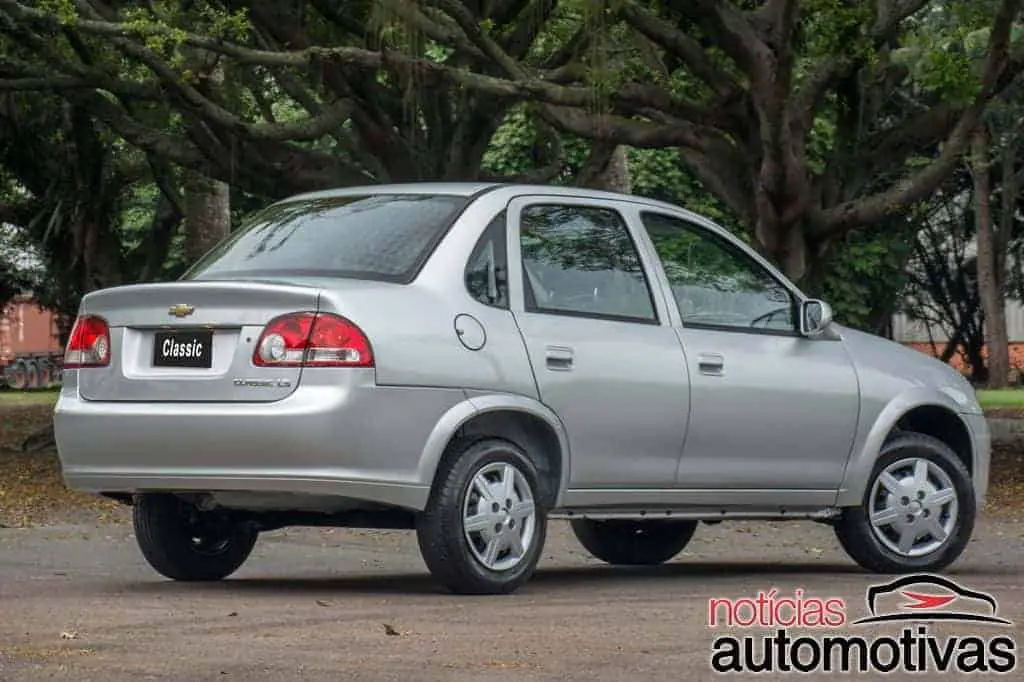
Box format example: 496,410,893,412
465,212,509,308
641,212,796,332
520,205,656,323
185,194,466,283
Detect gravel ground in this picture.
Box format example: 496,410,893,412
1,516,1021,682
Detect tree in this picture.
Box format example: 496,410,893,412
970,123,1010,386
0,0,575,198
901,180,987,381
0,91,184,325
2,1,1021,285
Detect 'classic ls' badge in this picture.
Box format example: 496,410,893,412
168,304,195,318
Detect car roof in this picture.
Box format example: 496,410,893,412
282,182,698,217
286,182,501,202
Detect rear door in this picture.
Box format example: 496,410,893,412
77,281,320,403
508,196,690,489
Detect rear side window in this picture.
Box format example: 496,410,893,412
519,204,657,323
185,194,467,283
465,212,509,308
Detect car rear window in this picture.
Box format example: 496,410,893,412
184,194,468,283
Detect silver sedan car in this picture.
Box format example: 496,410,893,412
54,183,989,594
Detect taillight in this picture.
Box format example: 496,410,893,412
253,312,373,367
64,315,111,368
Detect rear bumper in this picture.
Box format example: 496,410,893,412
54,370,466,511
963,412,990,506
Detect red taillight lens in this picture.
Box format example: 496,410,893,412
64,315,111,368
253,312,373,367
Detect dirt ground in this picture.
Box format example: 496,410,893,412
1,401,1023,681
1,519,1022,682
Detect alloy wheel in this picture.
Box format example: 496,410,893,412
461,461,537,571
868,456,958,557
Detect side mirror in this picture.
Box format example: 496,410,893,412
800,299,833,337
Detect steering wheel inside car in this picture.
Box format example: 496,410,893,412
749,306,791,328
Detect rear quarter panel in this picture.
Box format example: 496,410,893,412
318,194,539,400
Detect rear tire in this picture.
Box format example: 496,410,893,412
6,361,27,390
133,494,258,581
571,519,698,565
24,360,39,389
417,438,547,595
37,360,52,387
834,432,975,574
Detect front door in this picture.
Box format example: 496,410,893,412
507,197,690,490
637,211,860,494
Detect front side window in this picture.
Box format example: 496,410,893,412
465,211,509,308
519,204,656,323
185,194,467,283
640,212,796,333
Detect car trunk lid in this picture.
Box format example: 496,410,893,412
76,281,321,402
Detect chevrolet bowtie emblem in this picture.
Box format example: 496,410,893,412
168,304,195,318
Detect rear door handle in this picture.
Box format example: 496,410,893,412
697,353,725,375
545,345,574,371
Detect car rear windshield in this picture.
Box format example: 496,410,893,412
184,194,468,283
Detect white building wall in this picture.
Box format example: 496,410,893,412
892,301,1024,343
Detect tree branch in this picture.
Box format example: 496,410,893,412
818,0,1023,235
791,0,931,132
618,1,739,97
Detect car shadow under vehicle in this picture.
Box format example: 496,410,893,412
116,560,872,597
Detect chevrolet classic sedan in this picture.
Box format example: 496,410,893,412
54,183,989,594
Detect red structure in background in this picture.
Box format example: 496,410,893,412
0,295,64,389
905,341,1024,384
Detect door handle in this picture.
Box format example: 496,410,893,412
545,345,574,371
697,353,725,375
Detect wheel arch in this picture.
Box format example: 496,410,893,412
836,389,976,507
417,393,570,508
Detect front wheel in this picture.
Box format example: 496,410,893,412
417,438,547,594
133,494,258,581
571,519,698,565
834,432,976,573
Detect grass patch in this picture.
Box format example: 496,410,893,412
976,388,1024,408
0,389,59,407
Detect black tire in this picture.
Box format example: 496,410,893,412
571,519,698,565
6,361,27,390
24,360,39,390
417,438,548,595
37,360,52,387
133,493,258,581
834,432,975,574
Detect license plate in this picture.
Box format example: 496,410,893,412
153,330,213,368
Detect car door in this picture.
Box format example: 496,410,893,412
507,196,690,491
635,210,860,498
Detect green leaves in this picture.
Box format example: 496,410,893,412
820,219,917,331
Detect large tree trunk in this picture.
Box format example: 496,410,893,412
181,54,231,265
183,172,231,264
597,146,632,194
971,125,1010,388
576,144,632,194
